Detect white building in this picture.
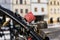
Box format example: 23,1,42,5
12,0,31,17
0,0,31,21
31,0,48,22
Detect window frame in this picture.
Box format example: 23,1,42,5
50,1,52,5
41,8,44,12
20,9,23,13
20,0,23,4
54,8,56,13
54,1,56,5
57,2,59,5
38,0,40,3
34,8,37,12
16,0,18,4
15,9,18,14
25,0,26,4
25,9,28,13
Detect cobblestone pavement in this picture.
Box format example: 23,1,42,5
42,27,60,40
48,30,60,40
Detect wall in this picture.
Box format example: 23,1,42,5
48,0,60,23
12,0,31,17
31,4,47,15
0,0,12,10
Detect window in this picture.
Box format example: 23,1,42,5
51,8,52,13
5,0,7,3
59,9,60,13
15,9,18,14
54,9,56,13
20,0,23,4
41,8,44,12
25,0,26,4
50,1,52,5
38,0,40,3
58,9,59,13
25,9,28,13
51,9,52,11
54,1,56,5
58,9,59,11
16,0,18,4
34,8,37,12
57,2,59,5
20,9,23,13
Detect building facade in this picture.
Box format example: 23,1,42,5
12,0,31,17
48,0,60,24
0,0,12,10
31,0,48,22
0,0,13,22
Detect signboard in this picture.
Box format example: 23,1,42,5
25,12,36,23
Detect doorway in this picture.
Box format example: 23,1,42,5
57,17,60,22
35,16,44,22
50,18,53,23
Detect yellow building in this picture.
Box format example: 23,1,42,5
12,0,31,17
48,0,60,24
